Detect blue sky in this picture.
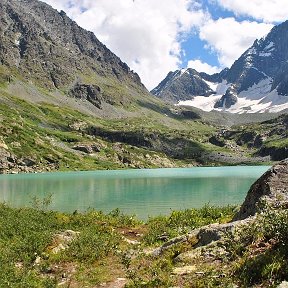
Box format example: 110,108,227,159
43,0,287,89
180,0,254,68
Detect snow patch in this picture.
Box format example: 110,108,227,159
246,47,257,55
203,80,218,92
180,68,187,76
239,77,272,100
245,55,254,68
221,86,288,113
216,80,230,95
177,94,223,112
177,77,288,114
14,32,22,46
202,80,230,95
226,91,288,113
259,52,272,57
264,41,274,51
177,80,231,112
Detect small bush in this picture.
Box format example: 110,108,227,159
224,208,288,286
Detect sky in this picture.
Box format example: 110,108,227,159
41,0,287,90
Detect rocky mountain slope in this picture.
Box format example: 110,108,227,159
152,20,288,114
0,0,152,111
0,0,208,172
207,114,288,162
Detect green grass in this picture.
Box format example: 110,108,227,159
0,93,232,173
1,201,288,287
223,208,288,287
0,202,140,287
0,203,233,287
0,86,283,174
264,137,288,149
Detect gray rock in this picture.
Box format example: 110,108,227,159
152,160,288,258
152,219,253,256
214,87,238,109
233,159,288,221
72,143,100,154
19,158,36,167
51,230,80,254
69,83,102,109
277,281,288,288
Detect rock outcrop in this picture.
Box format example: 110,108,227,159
69,83,103,109
233,159,288,220
0,147,59,174
72,143,101,154
153,160,288,255
214,86,238,109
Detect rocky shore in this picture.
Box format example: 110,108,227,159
0,146,58,174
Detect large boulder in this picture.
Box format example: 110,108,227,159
233,159,288,220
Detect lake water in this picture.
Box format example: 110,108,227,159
0,166,269,220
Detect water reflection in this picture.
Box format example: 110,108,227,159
0,166,269,219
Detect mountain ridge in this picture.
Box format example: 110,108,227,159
152,20,288,114
0,0,154,113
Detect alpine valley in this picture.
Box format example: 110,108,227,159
1,1,288,288
0,0,287,174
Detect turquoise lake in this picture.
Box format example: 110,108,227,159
0,166,270,219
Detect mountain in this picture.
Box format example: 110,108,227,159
152,21,288,114
151,68,216,102
0,0,154,112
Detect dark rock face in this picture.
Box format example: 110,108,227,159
272,62,288,96
86,126,205,159
151,68,215,103
208,136,225,147
258,146,288,161
200,68,229,83
69,84,102,109
179,110,201,120
235,131,257,147
233,159,288,221
214,87,238,109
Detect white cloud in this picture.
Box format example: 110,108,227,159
199,18,273,68
41,0,66,12
41,1,278,88
216,0,288,23
187,59,220,74
42,0,209,90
